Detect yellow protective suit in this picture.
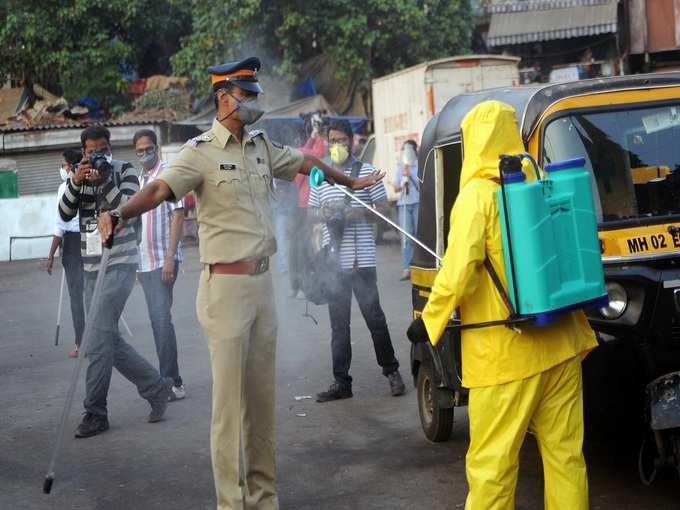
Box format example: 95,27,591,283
421,100,598,510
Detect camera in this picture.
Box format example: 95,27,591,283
301,110,329,138
88,151,113,183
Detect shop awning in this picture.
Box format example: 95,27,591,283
487,0,619,47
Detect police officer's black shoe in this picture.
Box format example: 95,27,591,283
74,412,109,438
316,383,353,403
387,370,406,396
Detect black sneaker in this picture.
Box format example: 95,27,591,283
148,380,172,423
74,412,109,438
387,370,406,396
316,383,353,403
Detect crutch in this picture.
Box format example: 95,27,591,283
43,228,117,494
120,315,134,338
54,269,66,346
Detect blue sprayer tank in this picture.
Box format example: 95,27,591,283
497,156,607,325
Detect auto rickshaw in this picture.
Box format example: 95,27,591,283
409,73,680,482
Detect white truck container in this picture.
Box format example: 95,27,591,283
371,55,520,198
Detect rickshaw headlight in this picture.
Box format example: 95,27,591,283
599,282,628,319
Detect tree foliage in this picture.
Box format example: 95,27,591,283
0,0,191,110
171,0,473,93
0,1,472,111
170,0,266,88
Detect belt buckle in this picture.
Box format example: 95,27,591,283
254,257,269,275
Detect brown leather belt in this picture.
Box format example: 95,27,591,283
209,257,269,276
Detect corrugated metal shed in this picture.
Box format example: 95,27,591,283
12,150,63,196
0,117,166,134
487,0,619,46
0,119,163,195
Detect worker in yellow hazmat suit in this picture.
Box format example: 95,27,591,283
408,100,598,509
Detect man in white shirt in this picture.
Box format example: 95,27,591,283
133,129,186,401
46,148,85,358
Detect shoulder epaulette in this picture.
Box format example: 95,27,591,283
185,131,215,147
249,129,264,138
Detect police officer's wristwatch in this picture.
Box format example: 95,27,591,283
109,209,123,225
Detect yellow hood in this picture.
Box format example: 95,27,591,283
459,100,526,189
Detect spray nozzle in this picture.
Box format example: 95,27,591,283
309,166,326,188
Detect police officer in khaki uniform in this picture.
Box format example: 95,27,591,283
98,57,384,510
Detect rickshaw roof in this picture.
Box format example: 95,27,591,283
421,72,680,152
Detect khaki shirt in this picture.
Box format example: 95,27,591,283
160,119,304,264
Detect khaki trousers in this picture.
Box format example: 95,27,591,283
465,355,589,510
197,268,278,510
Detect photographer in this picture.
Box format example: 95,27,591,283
58,126,171,438
289,114,329,299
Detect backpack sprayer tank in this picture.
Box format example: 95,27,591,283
498,155,608,326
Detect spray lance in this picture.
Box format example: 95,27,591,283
309,162,537,331
309,166,450,375
309,166,439,260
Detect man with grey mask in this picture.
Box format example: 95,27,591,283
97,57,385,510
133,129,185,402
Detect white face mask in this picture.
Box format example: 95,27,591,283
401,145,417,165
60,166,69,181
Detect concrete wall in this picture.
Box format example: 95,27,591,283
0,193,57,261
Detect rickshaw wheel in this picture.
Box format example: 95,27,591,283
638,432,658,486
417,361,453,442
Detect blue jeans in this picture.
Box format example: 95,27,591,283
138,263,182,387
398,203,419,271
83,264,167,417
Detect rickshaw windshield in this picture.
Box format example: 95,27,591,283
543,103,680,223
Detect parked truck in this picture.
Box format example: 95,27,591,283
371,55,520,199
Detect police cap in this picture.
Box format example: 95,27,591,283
208,57,263,94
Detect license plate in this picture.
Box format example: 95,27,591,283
620,232,679,255
600,223,680,257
